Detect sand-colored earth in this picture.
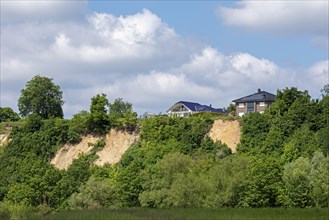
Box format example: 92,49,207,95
51,129,139,169
94,129,139,166
0,126,12,147
208,119,241,153
51,119,240,169
50,135,100,169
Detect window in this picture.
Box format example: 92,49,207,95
259,111,264,114
247,102,254,113
259,102,265,107
239,112,245,117
238,103,244,108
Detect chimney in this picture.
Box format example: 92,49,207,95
257,88,261,93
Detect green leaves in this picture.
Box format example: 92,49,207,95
0,107,20,122
18,75,64,119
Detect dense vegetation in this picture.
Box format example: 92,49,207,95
0,76,328,219
38,208,328,220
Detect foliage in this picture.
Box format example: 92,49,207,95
282,156,313,207
109,98,138,131
321,83,329,97
38,208,329,220
18,75,64,119
87,94,110,134
67,111,89,143
68,177,113,209
0,107,20,122
1,82,329,215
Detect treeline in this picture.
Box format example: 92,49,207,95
0,76,328,218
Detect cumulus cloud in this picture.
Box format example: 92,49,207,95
1,4,327,118
1,0,87,23
218,1,328,36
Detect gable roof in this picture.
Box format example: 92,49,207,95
232,90,276,103
167,101,224,113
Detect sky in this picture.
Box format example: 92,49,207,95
1,0,328,118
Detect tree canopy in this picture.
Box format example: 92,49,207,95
0,107,20,122
18,75,64,119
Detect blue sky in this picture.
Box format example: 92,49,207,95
1,0,328,118
87,1,327,67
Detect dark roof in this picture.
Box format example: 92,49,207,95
232,90,276,103
169,101,224,113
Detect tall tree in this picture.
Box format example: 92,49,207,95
18,75,64,119
87,94,110,134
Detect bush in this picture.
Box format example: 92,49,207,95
0,205,10,220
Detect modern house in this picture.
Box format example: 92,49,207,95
232,89,276,116
167,101,224,117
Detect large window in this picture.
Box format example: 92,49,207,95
247,102,254,113
259,102,265,107
238,103,244,108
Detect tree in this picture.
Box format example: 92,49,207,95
282,157,313,207
87,94,110,134
18,75,64,119
0,107,20,122
109,98,137,130
321,84,329,98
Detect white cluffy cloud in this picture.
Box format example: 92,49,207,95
1,0,87,23
1,2,328,118
218,1,328,36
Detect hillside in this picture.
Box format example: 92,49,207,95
50,119,239,169
1,88,328,214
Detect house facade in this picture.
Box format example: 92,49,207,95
167,101,224,117
232,89,276,116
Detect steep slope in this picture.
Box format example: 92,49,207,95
51,129,139,169
0,126,12,147
95,129,139,166
208,119,241,153
50,135,100,169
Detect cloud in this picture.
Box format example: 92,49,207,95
1,6,327,118
1,0,87,23
218,1,328,36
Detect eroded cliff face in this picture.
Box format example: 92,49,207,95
94,129,139,166
50,129,139,169
51,119,241,170
208,119,241,153
0,126,12,147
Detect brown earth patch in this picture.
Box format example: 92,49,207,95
51,129,139,169
208,119,241,153
94,129,139,166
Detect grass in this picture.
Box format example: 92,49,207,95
38,208,329,220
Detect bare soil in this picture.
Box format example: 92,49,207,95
94,129,139,166
51,129,139,169
208,119,241,153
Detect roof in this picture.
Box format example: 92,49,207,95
167,101,224,113
232,90,276,103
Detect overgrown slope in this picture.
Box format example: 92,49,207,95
0,88,328,214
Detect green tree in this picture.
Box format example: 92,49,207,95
282,156,313,207
321,83,329,97
109,98,137,130
18,75,64,119
267,87,309,117
87,94,110,134
68,110,89,143
0,107,20,122
68,177,113,209
309,152,329,207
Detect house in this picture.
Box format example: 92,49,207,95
232,89,276,116
167,101,224,117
